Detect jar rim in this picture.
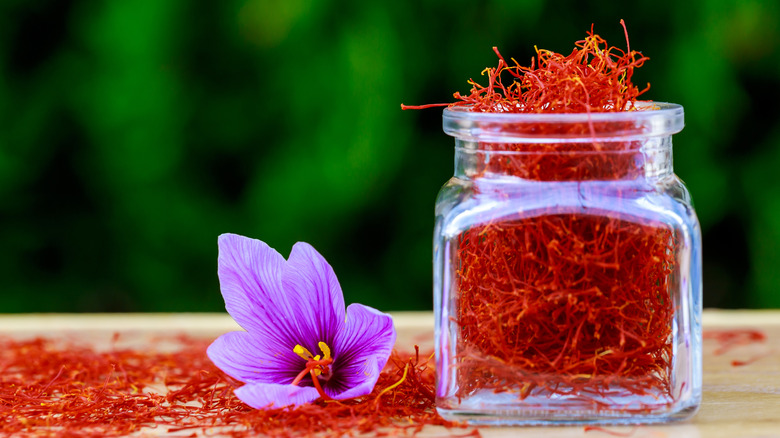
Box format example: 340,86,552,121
443,102,684,142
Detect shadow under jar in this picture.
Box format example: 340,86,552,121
433,103,702,425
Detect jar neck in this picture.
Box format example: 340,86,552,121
454,138,674,182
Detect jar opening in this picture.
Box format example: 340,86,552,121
443,102,684,143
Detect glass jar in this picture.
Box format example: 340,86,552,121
433,103,702,425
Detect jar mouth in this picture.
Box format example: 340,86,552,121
443,102,684,142
453,145,667,155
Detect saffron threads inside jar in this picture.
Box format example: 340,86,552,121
456,214,676,403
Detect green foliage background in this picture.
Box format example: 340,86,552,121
1,0,779,312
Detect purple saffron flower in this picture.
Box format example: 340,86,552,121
207,234,397,408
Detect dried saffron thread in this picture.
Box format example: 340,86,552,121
455,215,677,405
405,22,681,410
703,329,769,367
401,20,649,114
583,425,638,436
702,329,766,355
0,336,473,438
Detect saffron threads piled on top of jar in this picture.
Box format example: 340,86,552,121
406,21,680,409
402,20,649,114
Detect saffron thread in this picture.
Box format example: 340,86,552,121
0,336,469,438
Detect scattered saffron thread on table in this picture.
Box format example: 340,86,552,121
404,21,678,409
583,425,638,436
702,329,766,355
702,328,769,366
0,337,476,438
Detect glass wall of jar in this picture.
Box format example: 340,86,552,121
433,103,702,425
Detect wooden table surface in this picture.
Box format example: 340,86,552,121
1,310,778,437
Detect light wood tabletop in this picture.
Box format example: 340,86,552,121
1,309,778,437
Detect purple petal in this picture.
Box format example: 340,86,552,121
281,242,346,347
207,331,301,384
235,382,320,409
329,355,382,400
217,234,299,340
328,304,396,398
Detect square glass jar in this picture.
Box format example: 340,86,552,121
433,103,702,425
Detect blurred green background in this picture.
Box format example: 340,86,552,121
1,0,779,312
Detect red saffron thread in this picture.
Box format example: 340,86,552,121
0,336,471,438
702,328,768,366
405,22,681,410
702,329,766,355
584,425,638,436
730,355,770,367
455,215,676,404
402,20,649,114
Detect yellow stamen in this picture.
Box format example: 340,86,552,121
290,341,334,389
318,342,331,361
293,344,315,360
311,354,323,377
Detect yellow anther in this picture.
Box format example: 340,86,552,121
293,344,314,360
318,342,331,361
291,342,333,384
293,342,332,362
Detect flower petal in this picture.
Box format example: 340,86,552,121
330,355,382,400
281,242,346,347
207,331,300,384
217,234,299,340
235,382,320,409
328,304,396,397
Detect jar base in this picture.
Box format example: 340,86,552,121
436,391,700,426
